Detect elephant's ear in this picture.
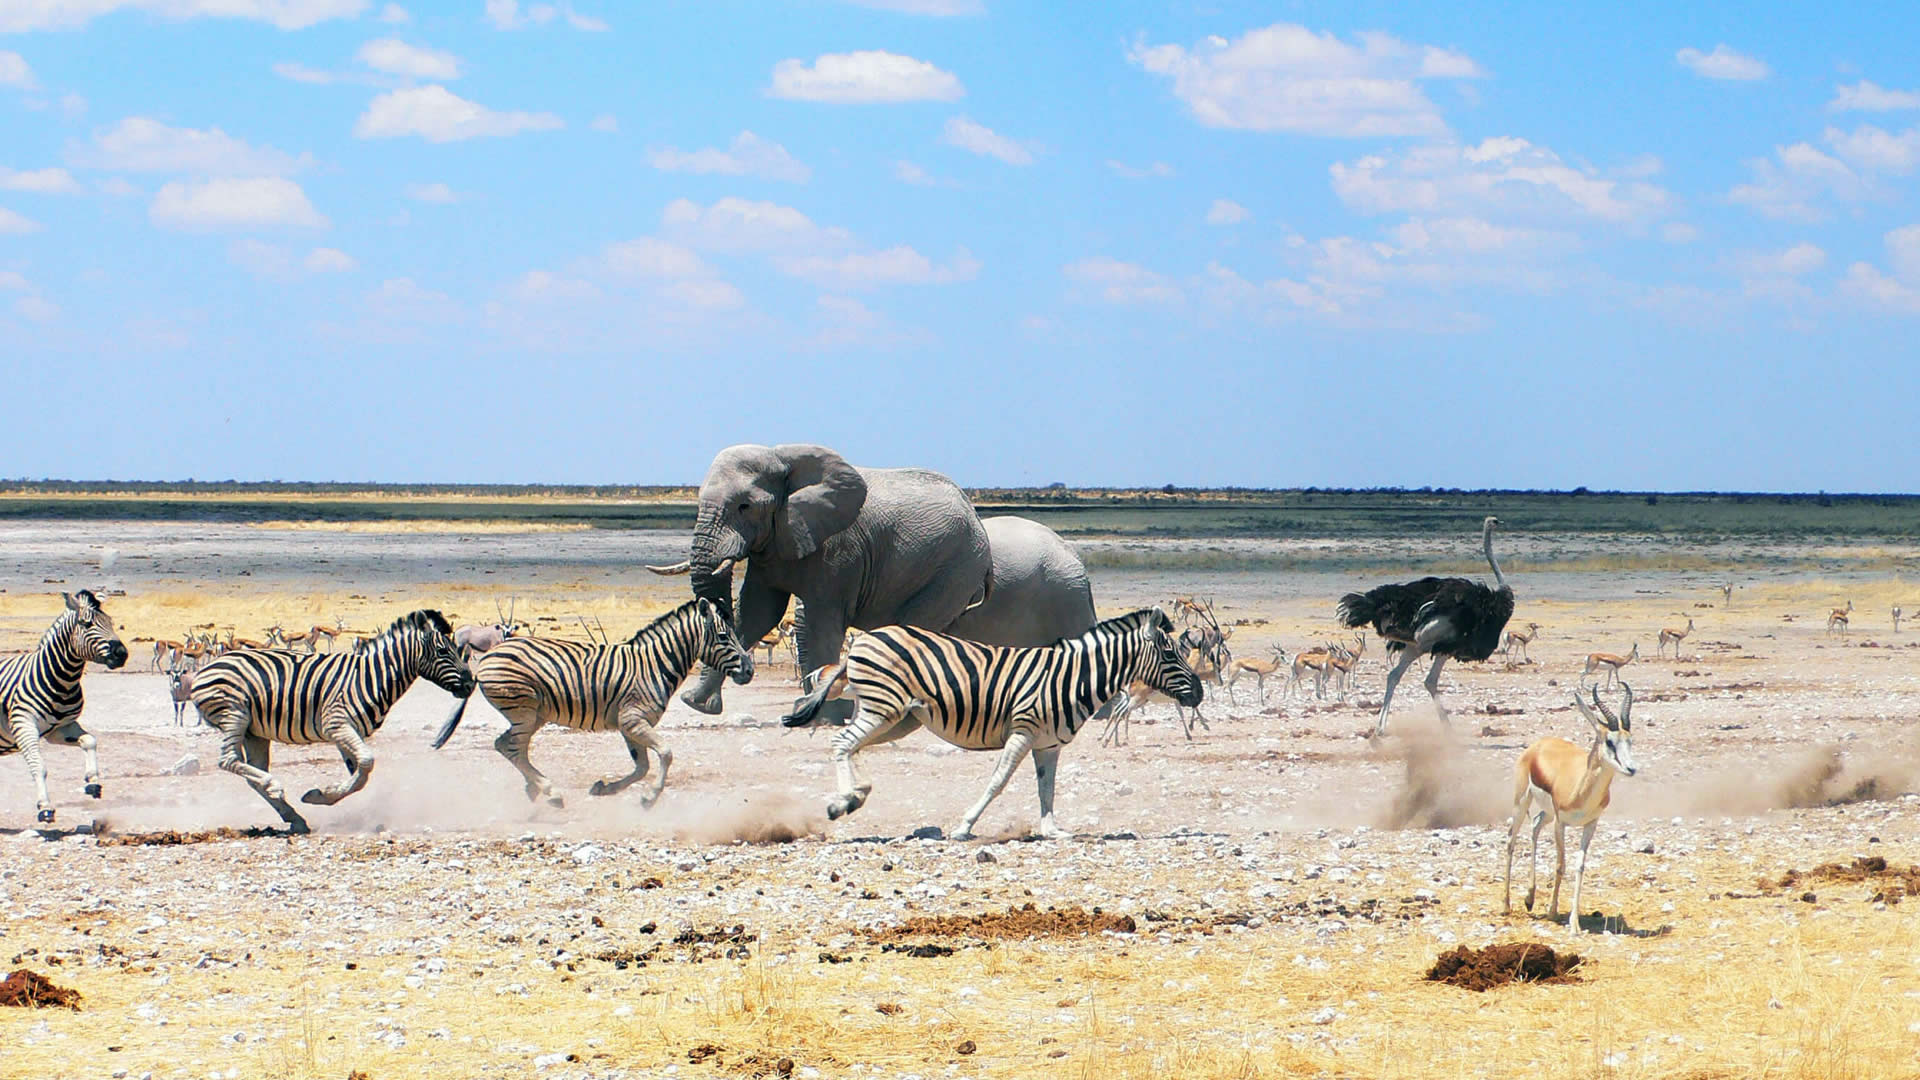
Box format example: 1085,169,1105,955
772,444,867,560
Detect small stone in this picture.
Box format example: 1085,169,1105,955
975,850,996,864
165,754,199,777
1311,1006,1337,1025
908,825,945,841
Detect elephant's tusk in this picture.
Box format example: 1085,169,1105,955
645,560,693,575
710,556,740,577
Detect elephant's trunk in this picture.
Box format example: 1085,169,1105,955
688,505,745,622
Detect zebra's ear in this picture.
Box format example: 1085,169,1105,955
63,592,76,611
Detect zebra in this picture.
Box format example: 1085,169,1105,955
1,591,129,824
188,610,473,834
429,598,752,808
779,607,1201,840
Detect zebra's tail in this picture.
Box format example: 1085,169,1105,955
781,662,849,728
431,692,474,750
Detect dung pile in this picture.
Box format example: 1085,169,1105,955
1425,943,1583,992
0,969,82,1009
871,903,1135,942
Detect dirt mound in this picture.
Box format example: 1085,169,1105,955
96,826,283,847
1425,943,1583,992
1379,733,1506,830
1762,856,1920,902
0,969,82,1009
871,903,1135,942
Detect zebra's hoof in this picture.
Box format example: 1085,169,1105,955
286,819,311,836
546,796,565,809
300,788,329,805
588,780,613,797
36,809,54,824
826,799,849,820
84,783,102,799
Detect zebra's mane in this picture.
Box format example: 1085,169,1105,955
624,598,704,645
1079,607,1171,641
385,609,453,637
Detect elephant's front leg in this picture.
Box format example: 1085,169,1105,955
47,719,103,799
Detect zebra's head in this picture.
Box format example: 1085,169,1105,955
696,598,754,686
65,590,128,670
1143,607,1202,707
396,609,474,698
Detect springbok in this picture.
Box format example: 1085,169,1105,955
1502,621,1542,663
1505,683,1638,935
1894,606,1903,634
1720,583,1735,607
166,663,193,726
1827,600,1853,639
1224,644,1288,706
1657,617,1693,659
1582,642,1637,687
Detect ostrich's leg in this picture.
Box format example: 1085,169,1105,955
1373,645,1426,737
1422,654,1452,727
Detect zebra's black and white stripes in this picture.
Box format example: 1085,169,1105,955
0,591,129,824
431,598,750,807
188,609,473,833
780,607,1201,839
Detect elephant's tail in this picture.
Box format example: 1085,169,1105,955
431,691,475,750
781,662,850,728
960,569,993,616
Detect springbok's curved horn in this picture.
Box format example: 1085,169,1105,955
1573,687,1602,727
645,560,693,575
1592,684,1620,729
1618,682,1633,728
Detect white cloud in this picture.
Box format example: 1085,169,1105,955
1728,142,1867,222
356,38,461,80
0,270,25,290
377,2,408,21
1661,222,1700,244
97,177,138,197
590,113,617,132
506,268,600,302
839,0,981,13
942,116,1035,165
661,278,744,311
1127,23,1483,138
1727,243,1826,278
0,0,366,32
1206,198,1249,225
1889,224,1920,282
0,207,43,233
1,167,81,194
484,1,605,31
305,247,356,272
1331,137,1673,223
1823,123,1920,174
647,131,810,183
272,61,343,85
768,50,964,104
1064,257,1183,305
1839,229,1920,314
354,85,563,141
74,117,311,176
661,196,851,253
893,160,934,185
1107,159,1174,179
406,181,460,203
601,236,712,279
0,50,35,89
368,276,460,321
1829,80,1920,113
1675,45,1769,82
150,177,328,229
774,246,980,289
14,295,58,322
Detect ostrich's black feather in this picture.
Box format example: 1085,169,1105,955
1339,577,1515,662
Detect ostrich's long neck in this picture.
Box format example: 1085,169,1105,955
1483,524,1506,590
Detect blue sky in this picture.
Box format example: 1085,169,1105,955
4,1,1920,490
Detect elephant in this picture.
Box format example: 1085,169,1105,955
648,443,1097,720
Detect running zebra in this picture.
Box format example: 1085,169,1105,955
780,607,1201,840
189,610,473,834
430,598,752,808
1,591,128,824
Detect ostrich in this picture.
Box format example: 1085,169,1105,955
1337,515,1515,737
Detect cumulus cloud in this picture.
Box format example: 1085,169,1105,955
0,50,35,89
893,160,935,185
660,196,852,253
354,85,563,141
150,177,328,229
356,38,461,80
1127,23,1483,138
0,207,42,233
14,295,58,322
647,131,810,183
600,236,713,279
1828,80,1920,113
773,246,980,289
942,116,1035,165
590,113,618,132
0,270,26,290
405,181,460,203
1,167,81,194
305,247,356,272
0,0,365,32
1107,159,1174,179
1330,136,1673,223
368,276,461,322
1206,198,1249,225
73,117,312,175
1064,257,1183,304
484,1,606,31
377,2,408,21
1676,45,1769,82
839,0,981,13
1729,141,1871,221
1662,222,1700,244
1823,123,1920,174
768,50,964,104
1726,243,1827,278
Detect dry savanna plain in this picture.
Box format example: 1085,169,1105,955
1,490,1918,1080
